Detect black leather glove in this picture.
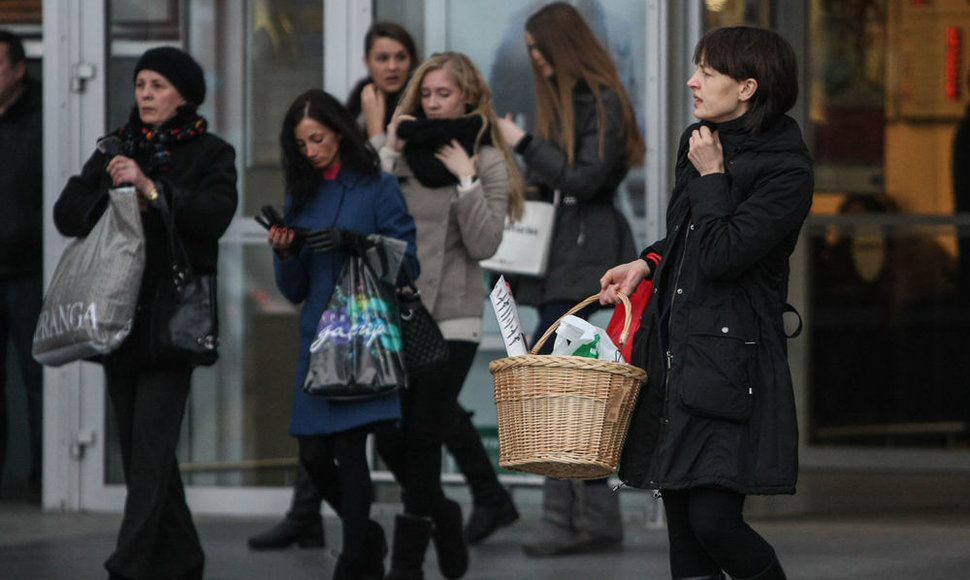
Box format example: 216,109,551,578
306,228,372,255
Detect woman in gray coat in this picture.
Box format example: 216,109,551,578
601,27,813,580
496,1,645,557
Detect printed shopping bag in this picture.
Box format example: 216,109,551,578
303,254,407,398
32,187,145,366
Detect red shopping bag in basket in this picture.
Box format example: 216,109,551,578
606,279,653,362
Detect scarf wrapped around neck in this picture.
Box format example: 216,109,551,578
113,107,208,173
398,115,490,188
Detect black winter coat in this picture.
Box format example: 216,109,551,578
513,84,636,305
0,77,43,277
53,112,237,365
619,114,813,495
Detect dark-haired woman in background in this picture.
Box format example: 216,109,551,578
495,1,645,557
251,22,420,555
54,46,237,580
268,89,417,580
346,21,419,149
248,21,419,554
600,27,813,580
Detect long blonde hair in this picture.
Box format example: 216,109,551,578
525,2,645,165
398,52,525,220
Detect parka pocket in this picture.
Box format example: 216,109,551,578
679,322,757,423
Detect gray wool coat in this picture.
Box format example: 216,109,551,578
382,145,510,323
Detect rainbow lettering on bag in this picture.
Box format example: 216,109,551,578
309,284,402,354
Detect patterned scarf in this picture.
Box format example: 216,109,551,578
113,107,208,173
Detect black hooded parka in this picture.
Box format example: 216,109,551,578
619,113,813,495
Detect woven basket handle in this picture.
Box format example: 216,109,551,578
530,291,632,355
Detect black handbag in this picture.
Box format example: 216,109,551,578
152,189,220,367
397,265,448,372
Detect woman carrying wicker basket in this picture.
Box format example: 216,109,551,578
600,27,813,580
495,2,644,557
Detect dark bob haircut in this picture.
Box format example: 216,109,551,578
694,26,798,133
279,89,380,213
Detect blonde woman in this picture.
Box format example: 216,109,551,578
495,1,645,557
378,51,524,579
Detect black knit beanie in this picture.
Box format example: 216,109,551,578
133,46,206,106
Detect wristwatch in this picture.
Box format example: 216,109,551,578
459,174,478,189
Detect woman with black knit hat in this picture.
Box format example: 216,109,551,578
53,46,237,580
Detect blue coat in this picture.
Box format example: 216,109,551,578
274,168,418,436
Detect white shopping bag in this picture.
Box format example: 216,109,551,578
480,197,556,277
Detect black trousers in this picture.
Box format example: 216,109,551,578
0,274,44,487
662,487,776,578
376,340,478,517
103,358,203,579
298,426,373,562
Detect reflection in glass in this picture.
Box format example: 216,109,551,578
808,207,968,449
245,0,324,216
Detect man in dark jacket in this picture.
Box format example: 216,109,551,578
0,29,43,499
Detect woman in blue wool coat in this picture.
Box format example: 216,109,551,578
267,88,418,580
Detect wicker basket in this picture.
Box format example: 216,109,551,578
489,293,647,479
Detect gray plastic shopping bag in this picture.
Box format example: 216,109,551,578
32,187,145,366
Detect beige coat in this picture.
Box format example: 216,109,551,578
382,145,509,323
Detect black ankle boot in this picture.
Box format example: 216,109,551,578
386,514,433,580
333,554,365,580
432,499,468,579
738,556,787,580
362,519,387,578
247,515,325,550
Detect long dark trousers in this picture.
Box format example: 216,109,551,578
375,340,477,517
662,487,776,578
0,275,43,488
298,426,373,561
103,360,203,579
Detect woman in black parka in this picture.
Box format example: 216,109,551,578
54,47,237,580
600,28,813,580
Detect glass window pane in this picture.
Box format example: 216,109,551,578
244,0,324,215
805,0,970,450
109,0,181,39
0,1,41,24
704,0,771,28
807,214,968,449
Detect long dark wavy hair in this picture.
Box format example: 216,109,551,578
279,89,380,213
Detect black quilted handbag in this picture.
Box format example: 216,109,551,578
397,266,448,372
151,189,220,367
